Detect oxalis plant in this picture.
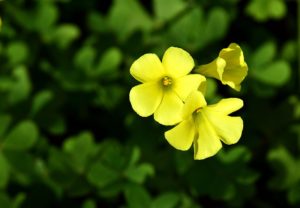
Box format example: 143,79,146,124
129,44,248,160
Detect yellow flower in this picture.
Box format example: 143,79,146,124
195,43,248,91
129,47,206,125
164,91,243,160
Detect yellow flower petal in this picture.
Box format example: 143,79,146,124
221,64,247,91
164,117,195,150
205,112,243,145
173,74,206,102
194,113,222,160
207,98,243,115
129,82,163,117
219,43,248,91
182,91,206,120
130,54,165,83
154,91,183,125
220,43,244,66
162,47,194,78
195,57,226,80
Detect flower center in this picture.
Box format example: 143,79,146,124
192,107,202,120
195,107,202,114
162,76,172,86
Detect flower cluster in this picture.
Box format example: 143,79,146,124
129,44,248,160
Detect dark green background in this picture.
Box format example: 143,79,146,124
0,0,299,207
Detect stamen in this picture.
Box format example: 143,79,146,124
162,76,172,86
195,107,202,113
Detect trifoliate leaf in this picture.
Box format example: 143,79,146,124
252,61,291,86
87,162,119,188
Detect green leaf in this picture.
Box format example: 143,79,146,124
186,146,257,202
3,120,39,151
49,24,80,48
4,151,37,186
218,146,251,163
125,163,154,184
82,199,97,208
8,66,32,104
153,0,186,21
63,132,97,173
268,0,286,19
30,90,54,116
6,41,28,65
246,0,286,21
87,12,108,33
94,85,126,109
108,0,152,41
252,61,291,86
0,152,10,188
246,0,269,21
87,161,120,188
34,2,58,33
128,146,141,167
167,7,204,50
204,7,229,43
151,192,180,208
168,7,229,49
281,41,297,61
236,169,260,185
96,47,122,75
98,181,124,198
97,140,128,171
251,42,276,67
11,193,26,208
47,147,77,189
268,147,300,189
205,79,218,100
125,183,151,208
74,46,96,71
5,1,58,32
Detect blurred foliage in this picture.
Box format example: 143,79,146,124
0,0,299,207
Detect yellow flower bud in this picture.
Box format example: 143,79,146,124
196,43,248,91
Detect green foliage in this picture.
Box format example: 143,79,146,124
249,41,292,97
153,0,186,21
108,0,152,41
2,120,38,151
165,6,229,51
151,192,180,208
246,0,287,21
0,0,298,207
